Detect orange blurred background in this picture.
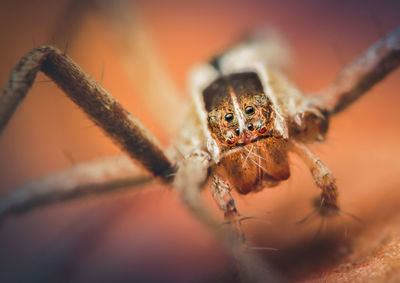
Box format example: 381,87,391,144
0,0,399,281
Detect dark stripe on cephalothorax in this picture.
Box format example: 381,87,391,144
202,72,264,112
229,72,264,103
202,76,232,112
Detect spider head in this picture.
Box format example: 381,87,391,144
204,72,283,151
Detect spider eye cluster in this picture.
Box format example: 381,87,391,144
222,102,271,146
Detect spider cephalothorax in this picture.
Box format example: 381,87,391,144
205,72,281,148
204,72,290,194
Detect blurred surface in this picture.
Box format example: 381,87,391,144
0,0,399,282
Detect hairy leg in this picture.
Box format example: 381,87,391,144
0,46,175,180
290,140,339,215
0,155,152,221
210,175,245,241
323,25,400,115
173,149,283,282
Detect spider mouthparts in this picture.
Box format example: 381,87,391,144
238,130,257,144
239,133,252,144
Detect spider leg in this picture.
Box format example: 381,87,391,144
0,155,152,222
0,46,175,181
289,140,339,215
174,150,216,227
322,25,400,115
211,175,246,242
173,149,283,282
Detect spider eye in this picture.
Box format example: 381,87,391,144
225,113,234,122
245,106,255,115
247,123,254,131
235,128,240,136
259,127,267,134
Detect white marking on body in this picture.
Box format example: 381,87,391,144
229,88,247,134
242,144,254,168
253,63,288,138
245,146,267,162
188,64,221,161
248,155,268,172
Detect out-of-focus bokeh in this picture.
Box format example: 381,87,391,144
0,0,399,282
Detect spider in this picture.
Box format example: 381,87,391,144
0,1,399,281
